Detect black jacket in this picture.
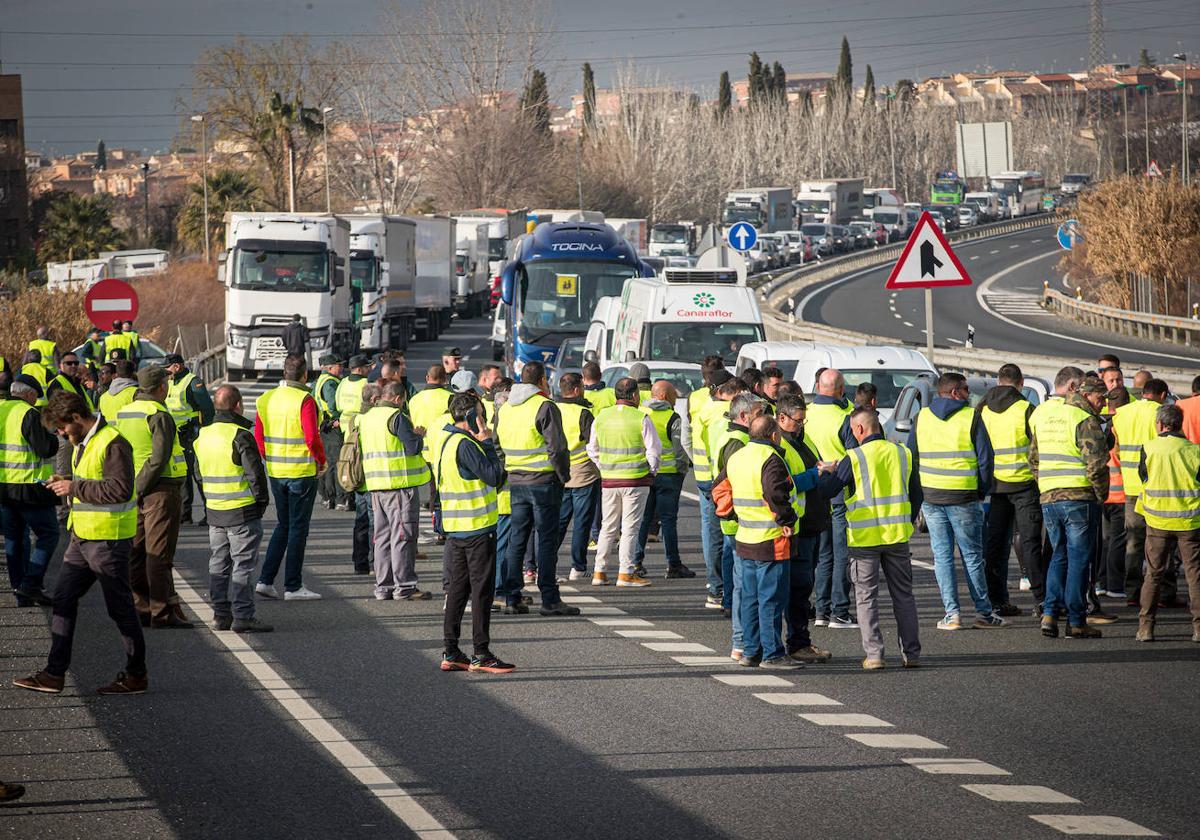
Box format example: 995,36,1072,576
0,398,60,507
784,429,829,537
282,322,309,357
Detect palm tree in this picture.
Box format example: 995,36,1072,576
36,193,124,264
176,169,261,256
256,92,324,211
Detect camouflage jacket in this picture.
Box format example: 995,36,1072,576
1031,392,1111,505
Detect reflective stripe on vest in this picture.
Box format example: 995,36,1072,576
592,404,650,479
714,425,750,535
727,441,801,545
1137,435,1200,531
112,399,188,479
0,400,52,484
1112,399,1160,497
358,405,431,490
805,401,852,462
642,405,678,475
980,399,1033,484
437,431,499,533
257,385,316,478
99,384,137,423
407,386,452,460
70,424,137,540
498,394,555,473
165,371,200,427
1030,400,1092,491
557,401,591,467
915,406,978,491
845,438,914,548
335,376,369,430
688,388,712,482
313,372,340,423
195,421,256,510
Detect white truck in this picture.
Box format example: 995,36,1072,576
344,214,417,353
605,218,649,256
453,222,490,318
863,187,908,240
399,215,455,342
222,212,351,380
721,188,794,233
452,208,527,298
795,179,865,226
608,267,765,369
648,222,697,257
46,249,169,290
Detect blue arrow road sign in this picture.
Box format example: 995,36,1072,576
726,222,758,252
1057,219,1082,251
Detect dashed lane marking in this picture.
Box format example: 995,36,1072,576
963,785,1079,804
989,249,1000,254
588,617,654,627
969,255,979,260
1031,238,1041,242
753,692,843,706
903,758,1010,775
711,674,793,687
799,713,893,727
613,630,683,639
171,574,455,838
680,490,700,503
672,656,740,666
903,320,914,327
845,733,946,749
469,343,481,351
642,642,714,653
893,312,903,319
1028,815,1159,836
1009,244,1020,249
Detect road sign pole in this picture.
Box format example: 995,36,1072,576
925,288,935,361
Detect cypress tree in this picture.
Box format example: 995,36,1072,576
748,52,765,106
863,64,876,107
835,37,853,101
718,71,732,118
521,69,551,135
582,62,596,129
772,61,788,105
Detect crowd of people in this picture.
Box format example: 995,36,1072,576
4,325,1200,693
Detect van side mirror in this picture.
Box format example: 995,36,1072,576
584,350,598,364
894,418,912,435
624,351,636,363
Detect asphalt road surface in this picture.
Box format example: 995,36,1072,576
3,312,1199,839
799,225,1200,372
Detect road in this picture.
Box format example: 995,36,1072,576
798,225,1200,372
3,312,1198,838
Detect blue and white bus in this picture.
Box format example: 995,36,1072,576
501,221,653,372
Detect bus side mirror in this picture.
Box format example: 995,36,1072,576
501,263,516,306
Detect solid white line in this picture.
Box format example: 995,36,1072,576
1028,815,1159,836
171,574,454,837
799,713,893,727
753,692,843,706
91,298,134,311
902,758,1010,775
962,784,1079,803
712,674,794,687
846,733,946,749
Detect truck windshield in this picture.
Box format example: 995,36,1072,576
651,226,688,243
797,199,830,213
232,249,328,292
873,210,900,225
517,260,639,343
488,238,506,261
800,224,828,236
646,322,765,365
722,207,763,226
350,256,378,292
455,254,469,275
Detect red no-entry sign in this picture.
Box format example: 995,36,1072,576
84,278,140,330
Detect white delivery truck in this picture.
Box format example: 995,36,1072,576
399,215,455,341
344,214,417,353
222,213,351,380
795,179,865,225
453,222,490,318
648,221,697,257
609,267,765,369
721,188,794,233
452,209,527,303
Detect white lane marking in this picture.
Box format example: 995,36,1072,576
712,674,794,687
642,642,713,653
1029,815,1159,836
989,249,1000,254
889,303,897,311
969,255,979,260
903,758,1010,775
976,251,1200,365
1008,244,1020,249
947,338,964,345
171,574,454,838
799,713,893,727
581,606,626,615
559,585,578,592
469,343,481,351
614,630,683,639
984,293,1045,315
1031,238,1041,242
680,490,700,503
561,595,602,604
893,312,903,319
902,320,914,327
911,559,935,571
672,656,740,666
846,733,946,749
963,785,1079,803
754,692,843,706
588,617,654,627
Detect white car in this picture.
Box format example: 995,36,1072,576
957,205,978,227
491,300,507,361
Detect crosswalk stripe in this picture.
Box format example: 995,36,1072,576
799,713,893,727
753,692,843,706
1029,815,1159,836
903,758,1010,775
963,785,1079,803
984,293,1045,315
846,733,946,749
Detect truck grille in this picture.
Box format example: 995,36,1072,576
251,336,288,361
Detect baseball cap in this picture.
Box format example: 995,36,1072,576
162,353,185,367
451,370,478,393
348,354,370,369
1078,376,1108,396
138,365,168,391
13,374,43,397
443,346,462,358
628,362,652,383
709,369,734,388
318,352,342,366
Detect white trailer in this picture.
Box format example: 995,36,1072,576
721,188,794,233
795,179,865,225
453,222,490,318
400,215,455,342
344,214,417,353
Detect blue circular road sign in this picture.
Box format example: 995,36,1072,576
1057,219,1082,251
726,222,759,252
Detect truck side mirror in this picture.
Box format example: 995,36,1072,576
584,349,598,364
380,261,390,275
501,263,516,306
624,351,636,363
219,251,231,287
330,255,344,288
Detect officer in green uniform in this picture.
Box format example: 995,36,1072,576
164,353,214,525
314,353,348,510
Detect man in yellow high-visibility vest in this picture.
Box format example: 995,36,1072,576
554,373,600,581
635,380,693,578
690,358,730,609
808,368,857,630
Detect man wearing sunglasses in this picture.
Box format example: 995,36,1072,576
46,353,96,517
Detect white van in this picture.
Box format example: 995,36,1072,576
964,191,1004,222
583,295,622,368
609,268,765,369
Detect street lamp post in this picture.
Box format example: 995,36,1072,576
322,106,334,213
1139,84,1150,172
1173,54,1189,185
1120,84,1130,174
190,114,209,262
140,162,151,243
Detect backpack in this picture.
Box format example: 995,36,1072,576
337,422,365,492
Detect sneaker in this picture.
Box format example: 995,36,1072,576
284,586,322,601
568,568,589,581
973,614,1008,629
936,613,963,631
523,570,536,585
13,586,52,607
1088,610,1119,625
730,648,743,661
789,645,832,663
901,657,921,669
12,670,64,694
1094,587,1109,597
232,618,274,633
1066,624,1102,639
617,573,651,588
1040,616,1059,638
539,602,581,617
632,565,649,579
212,615,233,631
255,583,279,599
334,501,352,512
502,602,529,615
1019,576,1032,591
738,654,762,667
592,572,611,586
96,671,148,695
760,656,803,670
440,650,471,671
395,589,431,601
469,654,516,674
665,564,696,579
861,658,885,671
705,595,723,609
322,499,334,510
1135,624,1154,642
813,615,830,627
828,615,858,629
995,602,1023,617
491,599,504,612
1103,590,1128,600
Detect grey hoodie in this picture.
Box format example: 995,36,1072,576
643,399,690,474
494,384,570,485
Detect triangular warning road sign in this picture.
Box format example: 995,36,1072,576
1146,160,1163,178
884,212,972,290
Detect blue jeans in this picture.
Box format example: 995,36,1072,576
698,481,723,595
740,559,790,661
787,535,819,651
724,538,744,649
558,483,599,572
259,475,317,592
636,472,684,568
1043,500,1095,626
508,482,563,606
1,501,60,592
924,500,992,617
814,503,851,620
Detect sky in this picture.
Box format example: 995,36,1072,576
3,0,1198,155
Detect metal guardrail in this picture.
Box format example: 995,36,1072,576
1043,288,1200,348
189,343,227,386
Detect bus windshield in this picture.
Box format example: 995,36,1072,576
232,249,328,292
646,322,765,365
517,260,639,344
